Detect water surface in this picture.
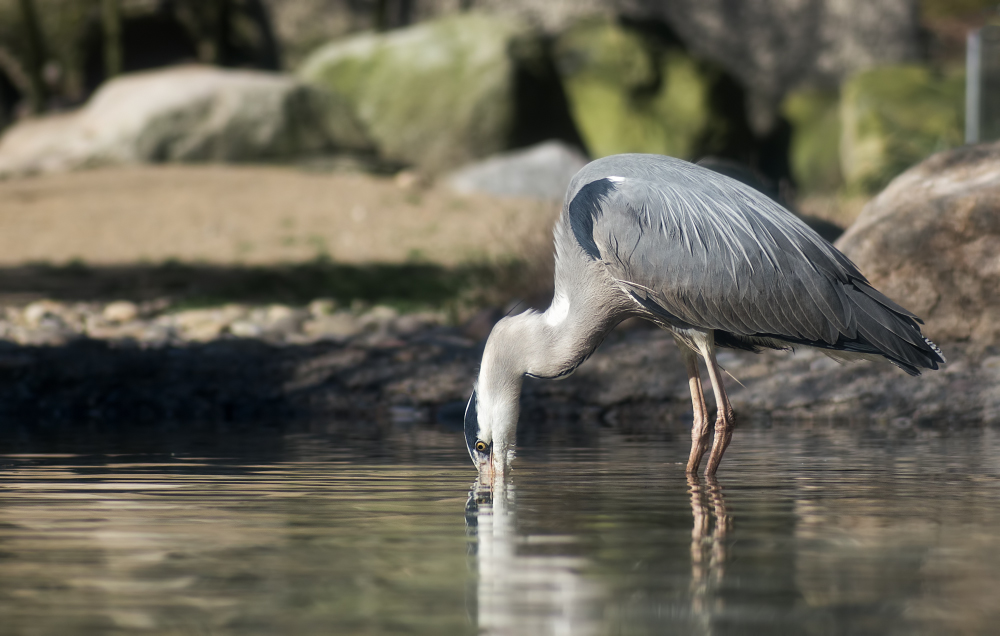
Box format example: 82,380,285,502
1,423,998,635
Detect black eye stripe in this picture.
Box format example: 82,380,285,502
464,389,480,463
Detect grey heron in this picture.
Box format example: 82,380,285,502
465,154,945,478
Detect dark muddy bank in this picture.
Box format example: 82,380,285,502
1,323,995,433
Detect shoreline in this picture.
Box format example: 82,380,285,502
2,313,994,429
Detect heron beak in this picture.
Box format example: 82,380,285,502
474,451,494,486
486,452,496,484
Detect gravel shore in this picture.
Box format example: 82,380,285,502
2,298,994,432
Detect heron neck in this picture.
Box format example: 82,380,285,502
476,296,624,468
483,305,602,383
481,300,614,417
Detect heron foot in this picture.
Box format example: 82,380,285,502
685,416,712,474
704,407,735,476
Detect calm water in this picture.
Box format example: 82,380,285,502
1,423,998,635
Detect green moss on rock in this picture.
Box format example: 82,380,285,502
553,18,712,159
298,13,531,172
840,65,964,193
782,89,843,194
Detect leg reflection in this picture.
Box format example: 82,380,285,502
688,475,730,617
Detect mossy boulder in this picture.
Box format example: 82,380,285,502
782,89,843,194
0,66,329,177
552,18,713,159
298,13,532,172
840,65,964,193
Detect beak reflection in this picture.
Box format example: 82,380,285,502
473,452,493,485
465,476,602,635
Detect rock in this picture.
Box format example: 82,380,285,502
169,305,248,342
102,301,139,324
22,300,65,329
835,142,1000,345
298,13,532,172
392,311,445,336
447,140,588,200
552,17,713,160
308,298,338,317
0,65,329,177
644,0,921,135
10,301,77,345
262,304,308,335
839,65,964,193
229,320,265,339
302,311,363,340
359,305,399,331
271,1,919,142
781,89,843,193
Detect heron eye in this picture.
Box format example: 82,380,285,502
475,441,488,453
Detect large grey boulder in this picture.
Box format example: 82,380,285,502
298,12,533,173
446,140,588,200
0,65,328,177
836,143,1000,345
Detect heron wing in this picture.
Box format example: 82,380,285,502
566,161,942,374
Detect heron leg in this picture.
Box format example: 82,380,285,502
701,345,736,476
679,345,710,474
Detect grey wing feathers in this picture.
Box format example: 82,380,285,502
566,155,944,375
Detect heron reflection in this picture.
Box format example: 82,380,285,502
465,477,602,636
466,472,733,634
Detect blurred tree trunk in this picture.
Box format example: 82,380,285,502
373,0,388,31
101,0,123,79
16,0,48,112
214,0,232,66
244,0,281,70
398,0,413,26
373,0,414,31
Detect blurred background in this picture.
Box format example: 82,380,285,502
0,0,996,422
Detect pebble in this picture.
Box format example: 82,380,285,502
23,300,64,328
103,301,139,324
0,298,448,347
172,306,247,342
229,320,264,338
303,312,363,339
359,305,399,331
308,298,337,317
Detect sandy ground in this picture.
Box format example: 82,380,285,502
0,165,560,266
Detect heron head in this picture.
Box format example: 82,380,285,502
464,389,493,476
465,314,529,481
